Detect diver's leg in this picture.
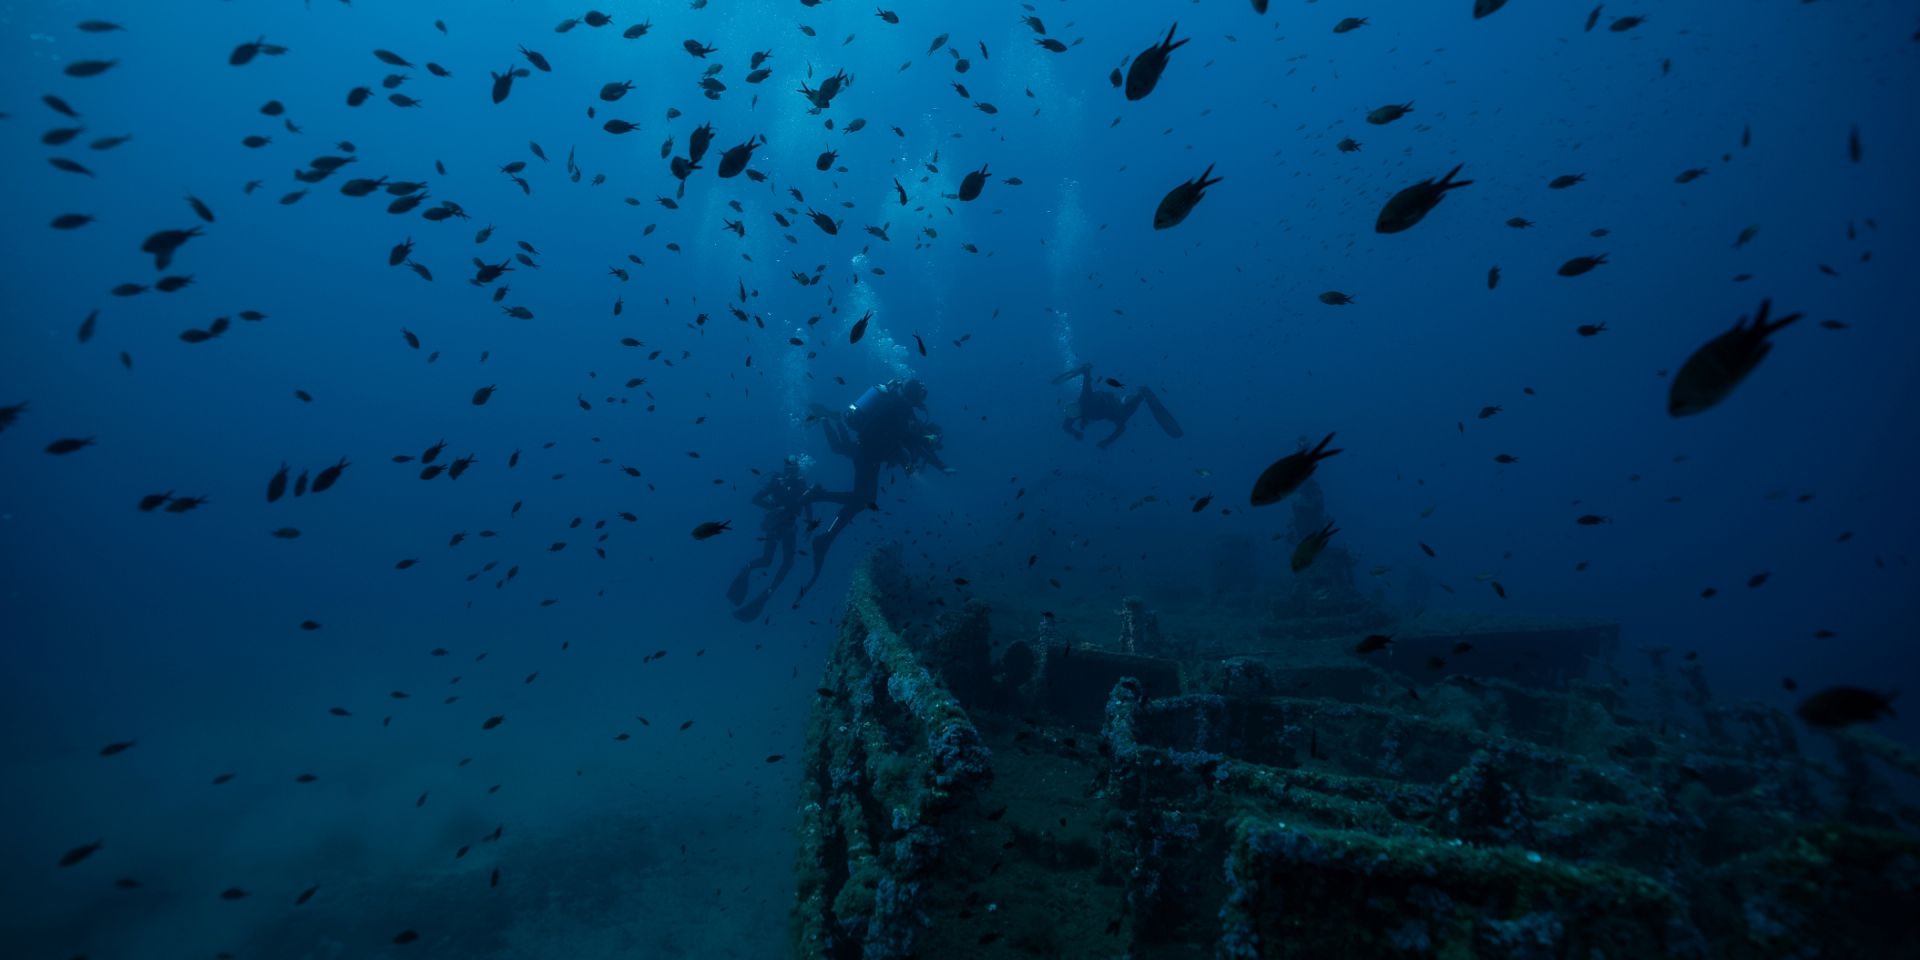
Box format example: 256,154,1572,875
735,533,798,620
1062,415,1084,440
792,503,856,605
793,457,877,605
806,485,855,506
1050,362,1094,385
794,451,880,604
1099,395,1142,449
1136,386,1185,438
766,531,798,593
728,538,778,605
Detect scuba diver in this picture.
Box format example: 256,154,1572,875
792,378,943,605
1052,363,1184,449
726,456,814,621
819,410,952,477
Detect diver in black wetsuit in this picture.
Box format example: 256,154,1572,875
1053,363,1184,449
726,457,813,620
792,378,940,604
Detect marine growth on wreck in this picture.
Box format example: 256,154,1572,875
795,542,1919,959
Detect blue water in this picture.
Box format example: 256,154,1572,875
2,1,1916,956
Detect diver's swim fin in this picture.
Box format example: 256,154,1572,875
733,591,771,622
1138,387,1184,438
1050,363,1092,385
726,566,753,606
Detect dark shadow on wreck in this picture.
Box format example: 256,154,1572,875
793,539,1920,958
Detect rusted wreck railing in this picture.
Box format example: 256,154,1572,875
792,548,993,960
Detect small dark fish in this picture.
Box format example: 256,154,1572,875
1250,433,1341,506
46,437,95,455
59,841,103,867
50,157,95,177
1668,299,1801,417
1797,687,1895,728
311,456,349,493
957,164,990,201
849,310,871,343
1558,254,1608,277
64,59,118,78
1354,634,1393,655
1192,494,1213,513
230,36,289,67
1377,165,1472,234
1125,24,1189,101
295,885,319,905
1366,101,1413,125
1291,521,1338,572
692,520,731,540
1153,163,1222,229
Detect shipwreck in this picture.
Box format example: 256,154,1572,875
792,495,1919,958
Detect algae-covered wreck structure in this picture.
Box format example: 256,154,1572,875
793,542,1919,959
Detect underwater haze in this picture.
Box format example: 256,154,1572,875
2,0,1917,957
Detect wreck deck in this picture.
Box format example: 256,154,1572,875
792,548,1919,959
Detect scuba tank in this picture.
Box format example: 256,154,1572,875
846,382,891,433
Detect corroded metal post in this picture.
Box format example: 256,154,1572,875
792,550,993,960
